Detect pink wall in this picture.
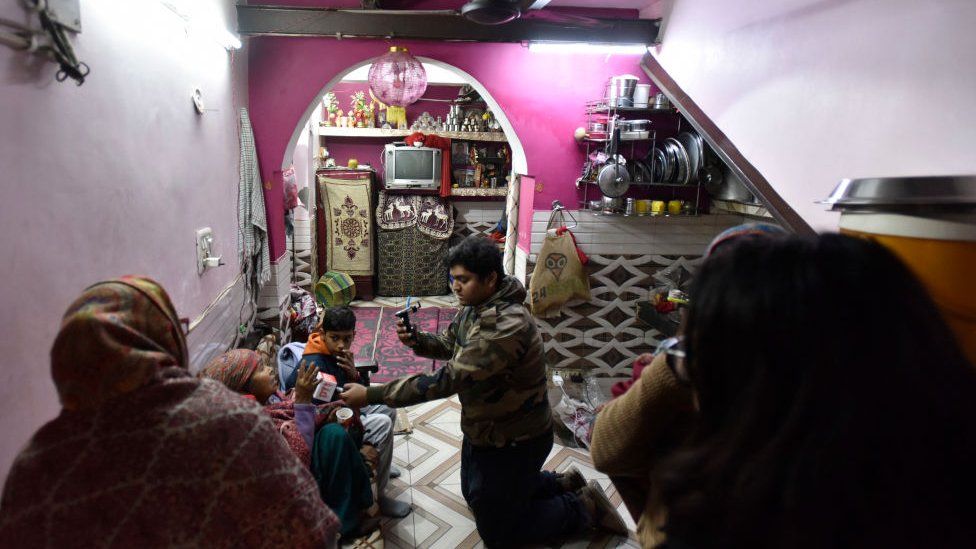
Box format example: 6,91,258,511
248,37,651,253
0,1,246,481
650,0,976,230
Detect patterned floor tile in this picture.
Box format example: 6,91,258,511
379,395,638,548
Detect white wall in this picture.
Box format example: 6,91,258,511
651,0,976,230
0,0,246,481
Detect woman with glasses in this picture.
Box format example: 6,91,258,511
640,235,976,548
591,224,785,547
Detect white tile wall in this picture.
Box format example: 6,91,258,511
185,274,251,374
453,201,505,224
257,253,292,321
528,210,747,260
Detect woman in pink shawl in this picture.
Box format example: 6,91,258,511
0,277,340,548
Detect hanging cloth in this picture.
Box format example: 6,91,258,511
239,108,271,286
416,195,454,239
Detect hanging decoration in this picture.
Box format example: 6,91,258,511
368,46,428,107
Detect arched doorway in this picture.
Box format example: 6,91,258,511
283,57,527,289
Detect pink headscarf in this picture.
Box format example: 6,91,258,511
0,277,340,547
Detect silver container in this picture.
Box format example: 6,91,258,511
820,176,976,211
633,84,652,108
624,198,636,216
607,75,639,107
652,93,670,109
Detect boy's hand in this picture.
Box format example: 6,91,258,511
340,383,368,408
294,361,319,404
336,350,360,381
396,319,418,348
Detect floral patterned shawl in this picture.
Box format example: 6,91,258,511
0,277,340,548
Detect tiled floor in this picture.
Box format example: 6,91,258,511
372,396,640,549
352,295,460,309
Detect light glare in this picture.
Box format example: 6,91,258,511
528,42,647,55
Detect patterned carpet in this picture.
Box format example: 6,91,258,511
350,304,459,383
376,396,640,548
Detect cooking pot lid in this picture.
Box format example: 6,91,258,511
598,163,631,197
821,176,976,210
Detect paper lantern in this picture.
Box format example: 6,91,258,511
368,46,427,107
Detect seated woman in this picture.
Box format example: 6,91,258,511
199,349,375,539
649,235,976,548
0,277,339,547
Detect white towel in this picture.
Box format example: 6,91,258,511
239,108,271,287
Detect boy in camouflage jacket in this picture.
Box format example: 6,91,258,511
341,236,626,546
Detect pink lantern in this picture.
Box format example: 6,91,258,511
368,46,428,107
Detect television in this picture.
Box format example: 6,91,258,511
383,144,442,190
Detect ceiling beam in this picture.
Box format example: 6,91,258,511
237,5,659,45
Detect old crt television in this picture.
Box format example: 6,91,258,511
383,144,442,190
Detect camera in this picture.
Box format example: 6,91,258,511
395,302,421,338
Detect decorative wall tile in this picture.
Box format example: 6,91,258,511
528,254,704,372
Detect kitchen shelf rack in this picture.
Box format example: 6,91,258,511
578,95,704,215
585,102,677,116
318,124,508,142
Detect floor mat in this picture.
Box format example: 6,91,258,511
371,306,440,382
351,307,383,364
353,306,460,382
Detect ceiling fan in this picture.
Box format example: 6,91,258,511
459,0,608,27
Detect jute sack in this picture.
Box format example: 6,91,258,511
529,230,591,317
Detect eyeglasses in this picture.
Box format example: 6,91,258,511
656,336,690,385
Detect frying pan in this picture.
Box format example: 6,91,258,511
597,120,631,197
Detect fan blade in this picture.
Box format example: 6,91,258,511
521,10,610,28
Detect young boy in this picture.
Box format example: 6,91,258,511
303,306,411,518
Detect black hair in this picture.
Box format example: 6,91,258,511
446,235,504,282
319,306,356,332
655,234,976,548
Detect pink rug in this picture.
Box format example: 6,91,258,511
351,306,458,383
351,307,382,364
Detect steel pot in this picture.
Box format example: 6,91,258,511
607,75,639,107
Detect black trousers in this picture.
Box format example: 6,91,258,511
460,431,588,547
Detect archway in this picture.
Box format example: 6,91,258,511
282,56,528,283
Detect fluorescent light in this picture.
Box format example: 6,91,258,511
528,42,647,55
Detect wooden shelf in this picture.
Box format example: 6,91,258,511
450,187,508,198
318,125,508,142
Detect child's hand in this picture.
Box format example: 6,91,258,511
336,350,359,381
294,361,319,404
340,383,368,408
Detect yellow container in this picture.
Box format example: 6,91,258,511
651,200,666,216
668,200,683,215
840,212,976,365
636,199,651,216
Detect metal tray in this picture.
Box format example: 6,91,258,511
821,176,976,210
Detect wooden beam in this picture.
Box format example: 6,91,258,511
640,55,815,235
237,5,659,45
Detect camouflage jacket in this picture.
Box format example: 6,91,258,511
365,277,553,447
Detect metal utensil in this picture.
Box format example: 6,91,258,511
820,176,976,210
665,137,691,185
597,119,631,197
698,164,724,194
677,131,703,182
